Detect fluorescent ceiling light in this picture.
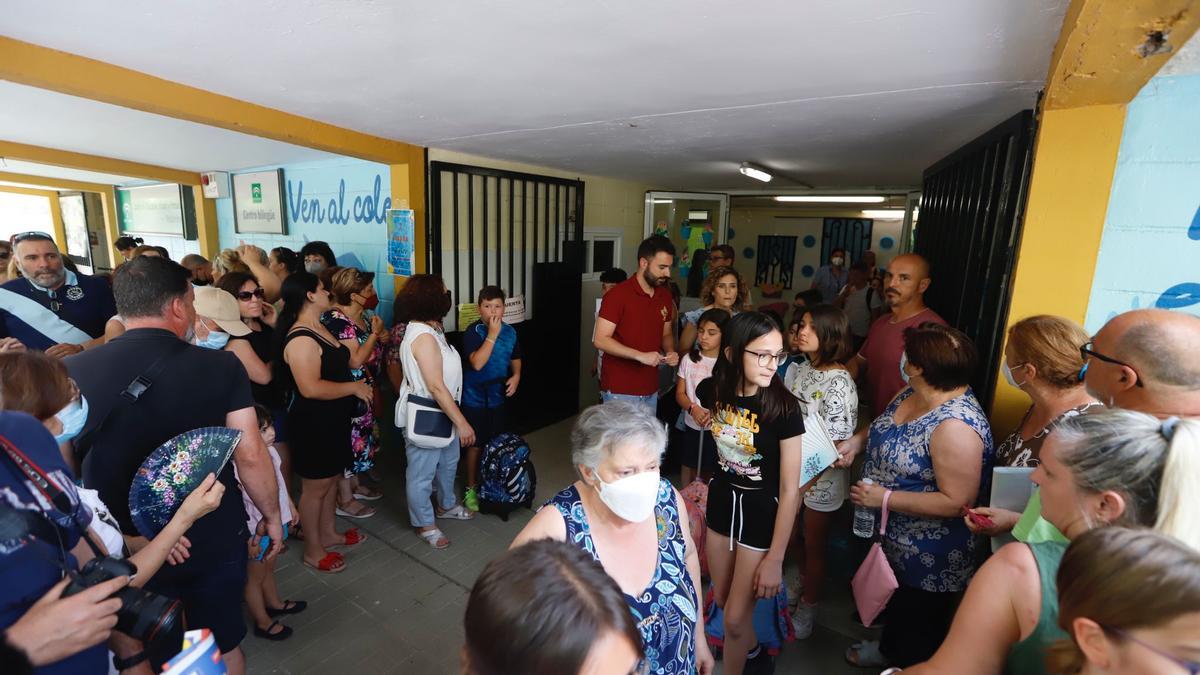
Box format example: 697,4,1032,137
774,195,885,203
652,199,673,204
861,209,906,220
739,162,772,183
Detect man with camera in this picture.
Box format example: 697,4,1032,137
66,257,282,674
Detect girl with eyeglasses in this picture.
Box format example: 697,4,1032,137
705,312,805,674
1049,527,1200,675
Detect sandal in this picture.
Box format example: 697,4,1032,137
353,486,382,501
336,500,377,519
417,528,449,549
267,600,307,618
327,528,368,549
436,504,474,521
290,523,306,541
303,552,346,574
253,620,294,641
845,640,888,668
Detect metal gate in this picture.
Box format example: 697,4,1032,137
428,161,585,432
915,110,1036,411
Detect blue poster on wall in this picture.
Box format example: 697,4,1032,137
388,209,415,276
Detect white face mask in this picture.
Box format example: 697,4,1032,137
593,470,660,523
831,256,844,267
1002,361,1027,388
899,351,910,384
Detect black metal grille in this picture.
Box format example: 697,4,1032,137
428,161,585,432
915,110,1036,411
822,218,874,264
755,235,798,289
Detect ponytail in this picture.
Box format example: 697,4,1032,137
272,272,320,393
1153,418,1200,550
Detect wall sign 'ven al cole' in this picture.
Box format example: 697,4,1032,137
233,169,287,235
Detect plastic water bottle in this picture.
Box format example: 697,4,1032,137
853,478,876,538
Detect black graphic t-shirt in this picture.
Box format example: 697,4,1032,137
710,393,805,493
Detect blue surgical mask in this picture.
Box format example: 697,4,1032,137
196,329,230,350
899,351,910,384
55,396,89,445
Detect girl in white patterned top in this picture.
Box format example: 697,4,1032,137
783,305,858,640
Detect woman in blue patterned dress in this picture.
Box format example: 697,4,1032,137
512,401,715,674
837,322,994,669
320,267,388,518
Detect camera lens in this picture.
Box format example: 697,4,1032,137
114,586,182,644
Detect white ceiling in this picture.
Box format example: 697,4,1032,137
0,81,341,181
0,157,138,188
0,0,1069,189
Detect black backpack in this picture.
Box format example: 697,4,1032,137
477,432,537,521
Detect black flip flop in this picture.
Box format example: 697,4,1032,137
253,620,294,641
267,600,307,618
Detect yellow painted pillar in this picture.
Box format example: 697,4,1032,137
389,147,427,292
991,105,1126,432
99,188,122,269
47,191,66,248
192,185,220,259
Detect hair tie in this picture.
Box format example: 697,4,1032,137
1161,416,1180,441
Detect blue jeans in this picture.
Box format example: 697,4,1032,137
406,436,461,528
600,391,658,417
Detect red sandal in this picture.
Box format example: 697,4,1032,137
303,552,346,574
328,528,368,549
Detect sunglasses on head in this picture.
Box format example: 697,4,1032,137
236,288,266,301
11,231,54,245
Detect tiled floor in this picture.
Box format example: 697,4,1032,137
241,416,874,674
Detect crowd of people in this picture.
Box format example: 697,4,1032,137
0,227,1197,675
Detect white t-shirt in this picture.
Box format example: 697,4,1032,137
399,322,463,403
677,354,717,430
784,360,858,441
842,285,883,338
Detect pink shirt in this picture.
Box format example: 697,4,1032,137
858,308,947,415
677,354,717,430
234,445,292,532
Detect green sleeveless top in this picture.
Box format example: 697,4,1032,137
1005,540,1069,675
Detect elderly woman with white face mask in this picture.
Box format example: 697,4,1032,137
512,401,715,675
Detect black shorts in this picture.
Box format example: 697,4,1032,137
680,426,719,472
705,479,779,551
462,404,506,448
145,553,248,666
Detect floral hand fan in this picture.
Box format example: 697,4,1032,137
129,427,242,538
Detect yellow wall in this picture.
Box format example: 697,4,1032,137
990,104,1125,433
427,148,654,405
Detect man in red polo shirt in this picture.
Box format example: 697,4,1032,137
594,235,679,415
850,253,947,415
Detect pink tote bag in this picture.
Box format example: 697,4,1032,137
851,489,898,628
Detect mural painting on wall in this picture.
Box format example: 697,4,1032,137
1150,201,1200,313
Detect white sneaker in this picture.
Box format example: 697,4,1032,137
792,602,816,640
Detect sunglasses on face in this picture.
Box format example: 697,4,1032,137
236,288,266,301
1101,625,1200,674
12,231,54,244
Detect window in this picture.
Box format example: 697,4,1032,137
580,229,623,280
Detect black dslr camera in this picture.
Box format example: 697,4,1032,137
62,556,182,644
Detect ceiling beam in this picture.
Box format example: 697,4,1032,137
0,36,422,165
0,141,200,185
0,170,118,193
1044,0,1200,110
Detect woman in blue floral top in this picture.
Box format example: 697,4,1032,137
512,401,715,674
838,322,993,669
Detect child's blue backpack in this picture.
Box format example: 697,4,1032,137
478,432,537,521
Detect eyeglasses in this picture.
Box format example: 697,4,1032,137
235,288,266,301
745,349,790,367
1079,340,1144,388
1101,625,1200,674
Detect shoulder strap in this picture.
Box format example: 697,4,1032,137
878,489,892,536
74,338,188,459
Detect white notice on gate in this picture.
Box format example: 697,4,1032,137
503,295,526,324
